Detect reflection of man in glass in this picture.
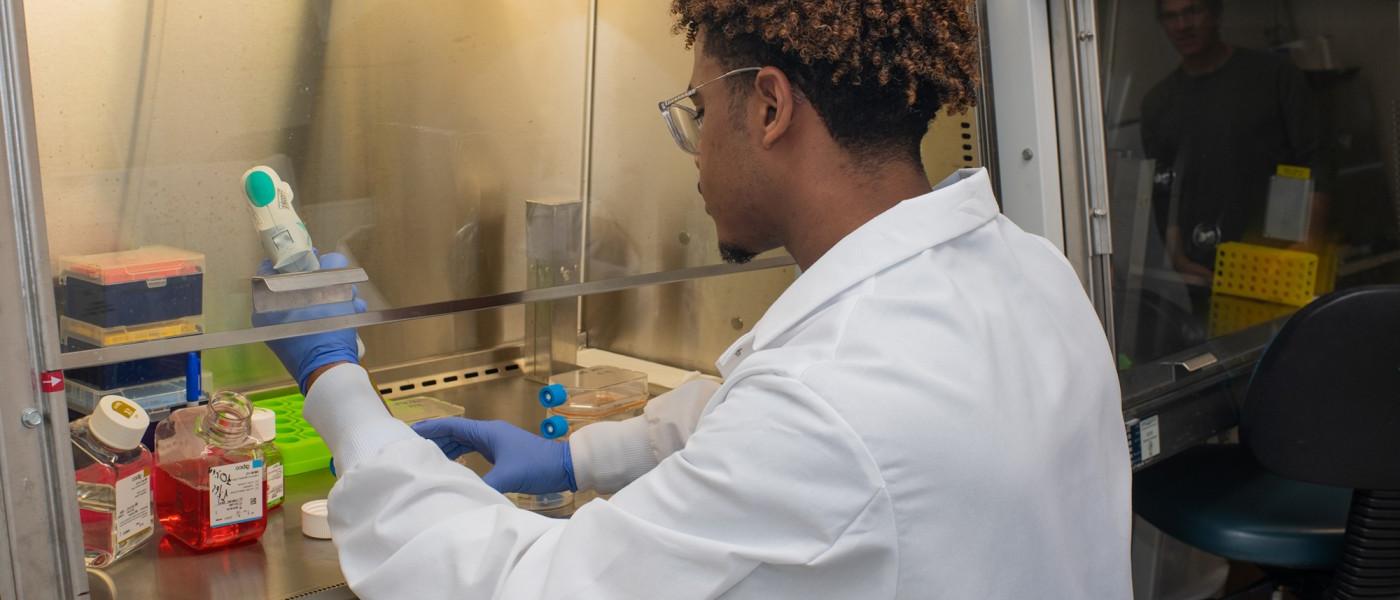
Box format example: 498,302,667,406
1142,0,1324,283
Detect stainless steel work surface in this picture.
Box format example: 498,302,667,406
91,470,350,600
93,374,545,600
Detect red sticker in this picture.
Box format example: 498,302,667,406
40,371,64,393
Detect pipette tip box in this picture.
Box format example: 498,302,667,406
58,246,204,328
66,372,212,415
63,338,191,389
60,316,203,348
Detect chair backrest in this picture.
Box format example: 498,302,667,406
1241,285,1400,490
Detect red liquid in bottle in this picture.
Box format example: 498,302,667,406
155,457,266,551
154,392,267,551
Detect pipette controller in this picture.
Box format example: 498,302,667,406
241,165,364,358
242,166,319,273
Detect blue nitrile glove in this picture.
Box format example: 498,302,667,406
411,417,577,495
251,252,366,393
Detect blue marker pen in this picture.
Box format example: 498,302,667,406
186,352,202,404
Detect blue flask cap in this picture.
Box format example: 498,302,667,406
538,384,568,408
540,415,569,439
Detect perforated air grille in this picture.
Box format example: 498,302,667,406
375,360,523,398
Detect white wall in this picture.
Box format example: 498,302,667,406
302,1,590,366
27,1,323,387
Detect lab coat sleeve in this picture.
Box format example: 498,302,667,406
312,367,884,600
568,376,720,494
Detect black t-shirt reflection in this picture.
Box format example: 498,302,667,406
1141,47,1323,267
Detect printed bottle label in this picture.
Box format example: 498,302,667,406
267,463,284,505
114,469,153,545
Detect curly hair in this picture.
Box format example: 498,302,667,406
672,0,980,160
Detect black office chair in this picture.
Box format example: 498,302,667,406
1135,285,1400,599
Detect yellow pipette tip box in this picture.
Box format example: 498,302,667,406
60,315,203,347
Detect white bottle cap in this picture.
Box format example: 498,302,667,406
301,499,332,539
251,407,277,443
90,396,150,451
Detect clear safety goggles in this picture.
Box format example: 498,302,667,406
657,67,761,155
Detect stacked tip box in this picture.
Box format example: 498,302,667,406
58,246,205,414
66,371,213,416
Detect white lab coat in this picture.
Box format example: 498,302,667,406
304,168,1133,599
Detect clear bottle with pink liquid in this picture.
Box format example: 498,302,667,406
72,395,156,567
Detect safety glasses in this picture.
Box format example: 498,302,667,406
657,67,761,155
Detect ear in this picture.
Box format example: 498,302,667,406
751,67,797,150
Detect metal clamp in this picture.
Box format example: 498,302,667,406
251,268,368,314
1165,352,1219,376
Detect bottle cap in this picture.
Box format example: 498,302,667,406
251,407,277,443
538,384,568,408
301,499,332,539
540,415,569,439
90,395,150,450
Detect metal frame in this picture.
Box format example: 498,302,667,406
981,0,1116,344
251,268,368,313
973,0,1002,200
656,67,762,155
0,0,86,596
576,0,599,358
61,256,795,369
982,0,1067,251
1046,0,1118,347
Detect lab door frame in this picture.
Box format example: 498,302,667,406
1048,0,1118,349
0,0,89,597
984,0,1117,347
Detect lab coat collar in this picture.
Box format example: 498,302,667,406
716,168,999,377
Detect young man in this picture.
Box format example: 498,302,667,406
1143,0,1324,283
263,2,1132,597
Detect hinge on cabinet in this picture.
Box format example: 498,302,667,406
1089,206,1114,257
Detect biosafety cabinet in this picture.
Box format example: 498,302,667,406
0,1,1396,598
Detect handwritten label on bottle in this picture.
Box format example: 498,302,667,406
114,469,153,546
209,460,264,527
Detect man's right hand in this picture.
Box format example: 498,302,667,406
411,418,577,495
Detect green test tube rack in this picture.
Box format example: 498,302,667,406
248,391,332,476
